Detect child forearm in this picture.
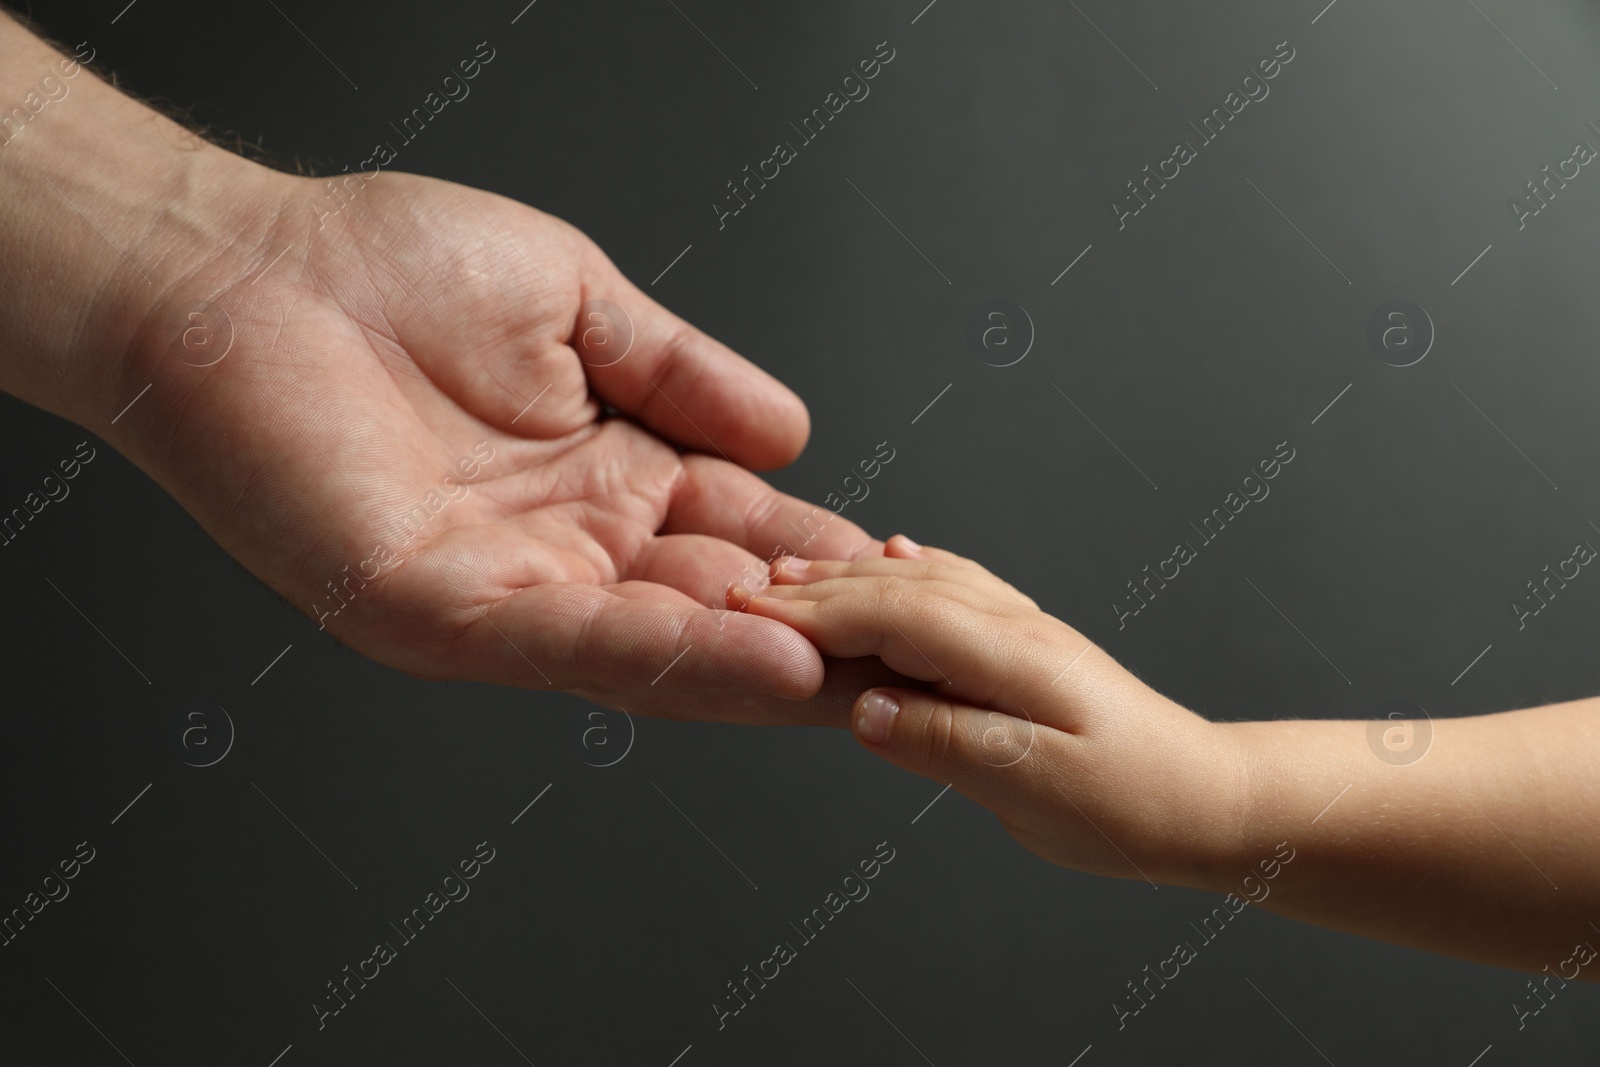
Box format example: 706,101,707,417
1219,701,1600,975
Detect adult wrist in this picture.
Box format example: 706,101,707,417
0,14,292,438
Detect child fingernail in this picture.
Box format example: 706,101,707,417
856,691,899,744
727,579,765,607
772,556,809,578
892,534,922,554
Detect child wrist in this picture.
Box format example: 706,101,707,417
1157,719,1258,893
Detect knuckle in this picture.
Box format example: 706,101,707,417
1007,622,1062,672
741,489,787,545
876,575,916,613
978,709,1037,767
919,698,962,770
902,592,953,632
999,580,1039,610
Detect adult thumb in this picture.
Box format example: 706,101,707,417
849,687,1049,820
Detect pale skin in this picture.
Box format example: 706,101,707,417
0,13,907,723
746,536,1600,978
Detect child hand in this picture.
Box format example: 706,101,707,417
747,537,1600,971
744,536,1244,890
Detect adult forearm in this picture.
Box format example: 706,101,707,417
0,13,274,433
1217,701,1600,974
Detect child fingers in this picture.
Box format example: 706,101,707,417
885,535,1005,577
886,534,985,570
754,572,1025,625
746,580,1062,707
921,550,1043,607
848,687,1062,828
852,687,1184,884
767,556,1033,610
884,535,1038,609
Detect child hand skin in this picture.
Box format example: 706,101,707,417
742,535,1600,977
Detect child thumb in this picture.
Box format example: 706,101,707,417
849,688,1043,820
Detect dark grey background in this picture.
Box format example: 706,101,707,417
3,0,1600,1062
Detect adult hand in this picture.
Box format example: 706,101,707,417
0,16,892,723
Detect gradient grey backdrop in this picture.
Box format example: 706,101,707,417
4,0,1600,1062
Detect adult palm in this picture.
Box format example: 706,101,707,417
111,169,882,723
